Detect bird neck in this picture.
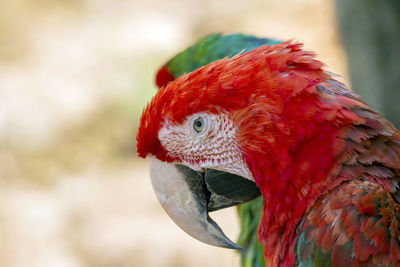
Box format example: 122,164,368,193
251,123,345,265
239,92,352,265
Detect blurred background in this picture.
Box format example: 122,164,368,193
0,0,398,266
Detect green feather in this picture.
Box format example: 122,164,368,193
166,33,281,78
295,228,333,267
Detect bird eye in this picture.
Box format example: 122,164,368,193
193,117,204,133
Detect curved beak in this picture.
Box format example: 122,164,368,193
148,157,260,249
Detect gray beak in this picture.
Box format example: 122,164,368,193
148,157,260,249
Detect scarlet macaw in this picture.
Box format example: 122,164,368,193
137,37,400,266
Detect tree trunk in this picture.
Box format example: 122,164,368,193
335,0,400,127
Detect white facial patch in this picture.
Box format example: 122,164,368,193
158,113,253,181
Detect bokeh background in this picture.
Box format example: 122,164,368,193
0,0,398,266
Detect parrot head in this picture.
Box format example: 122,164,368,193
137,41,349,258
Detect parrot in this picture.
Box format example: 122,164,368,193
154,33,281,267
136,38,400,266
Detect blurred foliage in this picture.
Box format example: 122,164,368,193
237,197,265,267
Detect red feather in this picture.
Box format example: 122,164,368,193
155,66,175,88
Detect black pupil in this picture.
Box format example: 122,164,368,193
195,120,202,128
